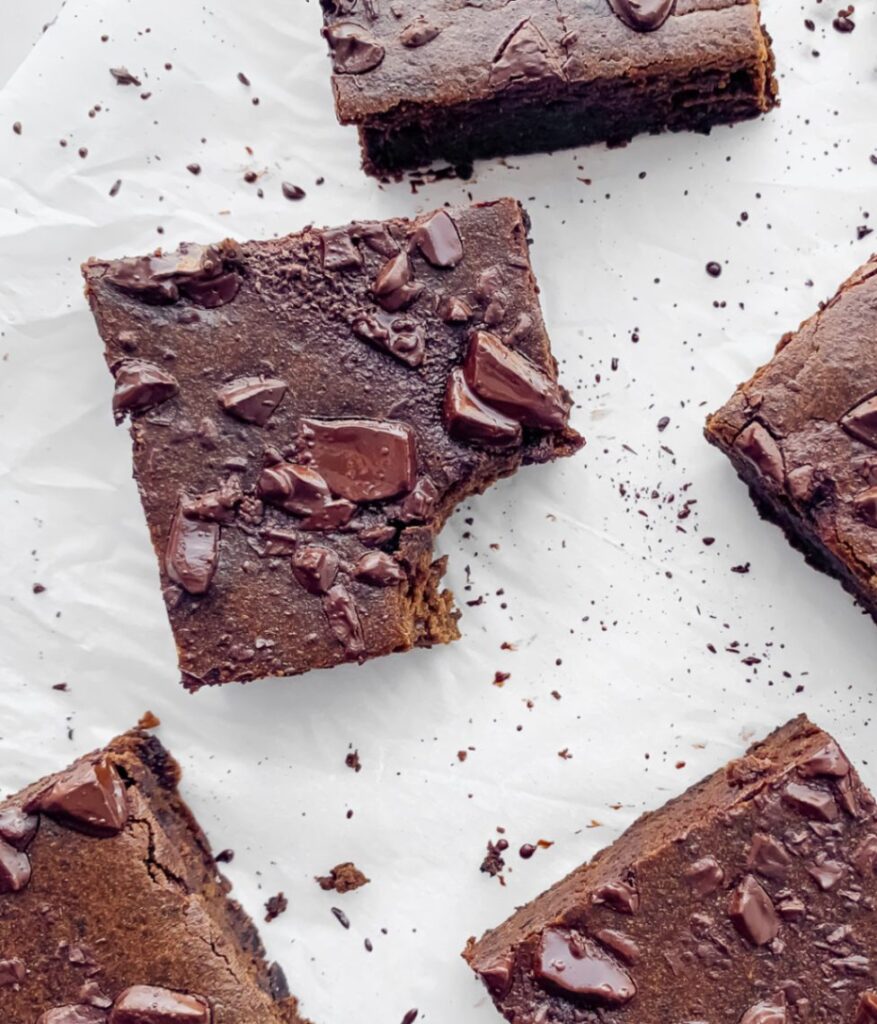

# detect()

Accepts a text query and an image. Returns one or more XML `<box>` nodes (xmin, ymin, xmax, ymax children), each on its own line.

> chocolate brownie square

<box><xmin>320</xmin><ymin>0</ymin><xmax>777</xmax><ymax>177</ymax></box>
<box><xmin>83</xmin><ymin>199</ymin><xmax>582</xmax><ymax>688</ymax></box>
<box><xmin>0</xmin><ymin>727</ymin><xmax>309</xmax><ymax>1023</ymax></box>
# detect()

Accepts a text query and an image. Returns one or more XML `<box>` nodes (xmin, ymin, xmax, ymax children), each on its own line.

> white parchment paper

<box><xmin>1</xmin><ymin>2</ymin><xmax>876</xmax><ymax>1021</ymax></box>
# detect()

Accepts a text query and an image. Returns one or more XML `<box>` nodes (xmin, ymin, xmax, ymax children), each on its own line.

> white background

<box><xmin>0</xmin><ymin>2</ymin><xmax>875</xmax><ymax>1021</ymax></box>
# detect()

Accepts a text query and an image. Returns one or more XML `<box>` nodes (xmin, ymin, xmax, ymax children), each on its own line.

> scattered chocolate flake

<box><xmin>558</xmin><ymin>748</ymin><xmax>573</xmax><ymax>760</ymax></box>
<box><xmin>345</xmin><ymin>749</ymin><xmax>362</xmax><ymax>773</ymax></box>
<box><xmin>109</xmin><ymin>179</ymin><xmax>122</xmax><ymax>197</ymax></box>
<box><xmin>316</xmin><ymin>862</ymin><xmax>370</xmax><ymax>893</ymax></box>
<box><xmin>215</xmin><ymin>848</ymin><xmax>235</xmax><ymax>864</ymax></box>
<box><xmin>110</xmin><ymin>66</ymin><xmax>141</xmax><ymax>86</ymax></box>
<box><xmin>264</xmin><ymin>892</ymin><xmax>288</xmax><ymax>922</ymax></box>
<box><xmin>187</xmin><ymin>163</ymin><xmax>202</xmax><ymax>176</ymax></box>
<box><xmin>52</xmin><ymin>682</ymin><xmax>69</xmax><ymax>692</ymax></box>
<box><xmin>282</xmin><ymin>182</ymin><xmax>306</xmax><ymax>201</ymax></box>
<box><xmin>237</xmin><ymin>72</ymin><xmax>251</xmax><ymax>86</ymax></box>
<box><xmin>706</xmin><ymin>261</ymin><xmax>722</xmax><ymax>278</ymax></box>
<box><xmin>493</xmin><ymin>671</ymin><xmax>510</xmax><ymax>687</ymax></box>
<box><xmin>481</xmin><ymin>838</ymin><xmax>508</xmax><ymax>877</ymax></box>
<box><xmin>32</xmin><ymin>582</ymin><xmax>45</xmax><ymax>594</ymax></box>
<box><xmin>12</xmin><ymin>122</ymin><xmax>22</xmax><ymax>135</ymax></box>
<box><xmin>137</xmin><ymin>710</ymin><xmax>160</xmax><ymax>730</ymax></box>
<box><xmin>833</xmin><ymin>6</ymin><xmax>855</xmax><ymax>31</ymax></box>
<box><xmin>657</xmin><ymin>416</ymin><xmax>670</xmax><ymax>432</ymax></box>
<box><xmin>401</xmin><ymin>1012</ymin><xmax>419</xmax><ymax>1024</ymax></box>
<box><xmin>731</xmin><ymin>562</ymin><xmax>752</xmax><ymax>574</ymax></box>
<box><xmin>331</xmin><ymin>906</ymin><xmax>351</xmax><ymax>929</ymax></box>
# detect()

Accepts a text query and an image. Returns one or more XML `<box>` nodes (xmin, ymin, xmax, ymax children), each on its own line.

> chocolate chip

<box><xmin>281</xmin><ymin>182</ymin><xmax>306</xmax><ymax>201</ymax></box>
<box><xmin>324</xmin><ymin>22</ymin><xmax>385</xmax><ymax>74</ymax></box>
<box><xmin>331</xmin><ymin>905</ymin><xmax>351</xmax><ymax>928</ymax></box>
<box><xmin>301</xmin><ymin>418</ymin><xmax>417</xmax><ymax>502</ymax></box>
<box><xmin>110</xmin><ymin>67</ymin><xmax>141</xmax><ymax>86</ymax></box>
<box><xmin>413</xmin><ymin>210</ymin><xmax>463</xmax><ymax>268</ymax></box>
<box><xmin>739</xmin><ymin>992</ymin><xmax>789</xmax><ymax>1024</ymax></box>
<box><xmin>400</xmin><ymin>18</ymin><xmax>442</xmax><ymax>48</ymax></box>
<box><xmin>29</xmin><ymin>756</ymin><xmax>128</xmax><ymax>837</ymax></box>
<box><xmin>373</xmin><ymin>252</ymin><xmax>422</xmax><ymax>312</ymax></box>
<box><xmin>747</xmin><ymin>834</ymin><xmax>791</xmax><ymax>881</ymax></box>
<box><xmin>217</xmin><ymin>377</ymin><xmax>287</xmax><ymax>426</ymax></box>
<box><xmin>535</xmin><ymin>928</ymin><xmax>636</xmax><ymax>1006</ymax></box>
<box><xmin>0</xmin><ymin>805</ymin><xmax>39</xmax><ymax>849</ymax></box>
<box><xmin>443</xmin><ymin>368</ymin><xmax>522</xmax><ymax>448</ymax></box>
<box><xmin>684</xmin><ymin>856</ymin><xmax>725</xmax><ymax>896</ymax></box>
<box><xmin>108</xmin><ymin>985</ymin><xmax>211</xmax><ymax>1023</ymax></box>
<box><xmin>112</xmin><ymin>361</ymin><xmax>178</xmax><ymax>422</ymax></box>
<box><xmin>259</xmin><ymin>463</ymin><xmax>334</xmax><ymax>517</ymax></box>
<box><xmin>489</xmin><ymin>20</ymin><xmax>563</xmax><ymax>88</ymax></box>
<box><xmin>464</xmin><ymin>330</ymin><xmax>569</xmax><ymax>431</ymax></box>
<box><xmin>165</xmin><ymin>508</ymin><xmax>220</xmax><ymax>595</ymax></box>
<box><xmin>323</xmin><ymin>585</ymin><xmax>365</xmax><ymax>655</ymax></box>
<box><xmin>735</xmin><ymin>421</ymin><xmax>785</xmax><ymax>487</ymax></box>
<box><xmin>38</xmin><ymin>1008</ymin><xmax>108</xmax><ymax>1024</ymax></box>
<box><xmin>782</xmin><ymin>781</ymin><xmax>839</xmax><ymax>822</ymax></box>
<box><xmin>186</xmin><ymin>163</ymin><xmax>201</xmax><ymax>175</ymax></box>
<box><xmin>592</xmin><ymin>879</ymin><xmax>640</xmax><ymax>914</ymax></box>
<box><xmin>841</xmin><ymin>395</ymin><xmax>877</xmax><ymax>447</ymax></box>
<box><xmin>354</xmin><ymin>551</ymin><xmax>404</xmax><ymax>586</ymax></box>
<box><xmin>0</xmin><ymin>838</ymin><xmax>31</xmax><ymax>893</ymax></box>
<box><xmin>292</xmin><ymin>546</ymin><xmax>339</xmax><ymax>595</ymax></box>
<box><xmin>0</xmin><ymin>957</ymin><xmax>25</xmax><ymax>986</ymax></box>
<box><xmin>728</xmin><ymin>875</ymin><xmax>779</xmax><ymax>946</ymax></box>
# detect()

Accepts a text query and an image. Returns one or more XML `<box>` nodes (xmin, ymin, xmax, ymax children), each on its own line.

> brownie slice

<box><xmin>0</xmin><ymin>727</ymin><xmax>309</xmax><ymax>1023</ymax></box>
<box><xmin>83</xmin><ymin>199</ymin><xmax>582</xmax><ymax>688</ymax></box>
<box><xmin>706</xmin><ymin>256</ymin><xmax>877</xmax><ymax>624</ymax></box>
<box><xmin>320</xmin><ymin>0</ymin><xmax>778</xmax><ymax>177</ymax></box>
<box><xmin>464</xmin><ymin>715</ymin><xmax>877</xmax><ymax>1023</ymax></box>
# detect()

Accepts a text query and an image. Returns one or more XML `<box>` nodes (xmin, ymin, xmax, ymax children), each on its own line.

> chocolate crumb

<box><xmin>706</xmin><ymin>261</ymin><xmax>722</xmax><ymax>278</ymax></box>
<box><xmin>331</xmin><ymin>906</ymin><xmax>351</xmax><ymax>929</ymax></box>
<box><xmin>32</xmin><ymin>583</ymin><xmax>45</xmax><ymax>594</ymax></box>
<box><xmin>237</xmin><ymin>72</ymin><xmax>251</xmax><ymax>86</ymax></box>
<box><xmin>12</xmin><ymin>122</ymin><xmax>22</xmax><ymax>135</ymax></box>
<box><xmin>316</xmin><ymin>862</ymin><xmax>370</xmax><ymax>893</ymax></box>
<box><xmin>345</xmin><ymin>749</ymin><xmax>362</xmax><ymax>773</ymax></box>
<box><xmin>215</xmin><ymin>849</ymin><xmax>235</xmax><ymax>864</ymax></box>
<box><xmin>264</xmin><ymin>892</ymin><xmax>288</xmax><ymax>922</ymax></box>
<box><xmin>480</xmin><ymin>838</ymin><xmax>508</xmax><ymax>877</ymax></box>
<box><xmin>110</xmin><ymin>67</ymin><xmax>141</xmax><ymax>86</ymax></box>
<box><xmin>282</xmin><ymin>182</ymin><xmax>306</xmax><ymax>201</ymax></box>
<box><xmin>137</xmin><ymin>710</ymin><xmax>160</xmax><ymax>730</ymax></box>
<box><xmin>52</xmin><ymin>682</ymin><xmax>69</xmax><ymax>692</ymax></box>
<box><xmin>187</xmin><ymin>163</ymin><xmax>202</xmax><ymax>176</ymax></box>
<box><xmin>401</xmin><ymin>1012</ymin><xmax>418</xmax><ymax>1024</ymax></box>
<box><xmin>109</xmin><ymin>179</ymin><xmax>122</xmax><ymax>197</ymax></box>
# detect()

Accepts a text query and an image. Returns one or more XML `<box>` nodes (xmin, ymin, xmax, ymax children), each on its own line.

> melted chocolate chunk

<box><xmin>0</xmin><ymin>806</ymin><xmax>38</xmax><ymax>850</ymax></box>
<box><xmin>292</xmin><ymin>546</ymin><xmax>339</xmax><ymax>595</ymax></box>
<box><xmin>747</xmin><ymin>834</ymin><xmax>791</xmax><ymax>881</ymax></box>
<box><xmin>166</xmin><ymin>509</ymin><xmax>220</xmax><ymax>595</ymax></box>
<box><xmin>400</xmin><ymin>18</ymin><xmax>442</xmax><ymax>48</ymax></box>
<box><xmin>29</xmin><ymin>756</ymin><xmax>128</xmax><ymax>837</ymax></box>
<box><xmin>352</xmin><ymin>312</ymin><xmax>425</xmax><ymax>368</ymax></box>
<box><xmin>536</xmin><ymin>928</ymin><xmax>636</xmax><ymax>1006</ymax></box>
<box><xmin>413</xmin><ymin>211</ymin><xmax>463</xmax><ymax>269</ymax></box>
<box><xmin>112</xmin><ymin>361</ymin><xmax>179</xmax><ymax>422</ymax></box>
<box><xmin>301</xmin><ymin>418</ymin><xmax>417</xmax><ymax>502</ymax></box>
<box><xmin>464</xmin><ymin>330</ymin><xmax>568</xmax><ymax>431</ymax></box>
<box><xmin>735</xmin><ymin>422</ymin><xmax>785</xmax><ymax>487</ymax></box>
<box><xmin>841</xmin><ymin>396</ymin><xmax>877</xmax><ymax>448</ymax></box>
<box><xmin>373</xmin><ymin>252</ymin><xmax>422</xmax><ymax>312</ymax></box>
<box><xmin>354</xmin><ymin>551</ymin><xmax>404</xmax><ymax>586</ymax></box>
<box><xmin>444</xmin><ymin>368</ymin><xmax>522</xmax><ymax>448</ymax></box>
<box><xmin>854</xmin><ymin>834</ymin><xmax>877</xmax><ymax>876</ymax></box>
<box><xmin>217</xmin><ymin>377</ymin><xmax>286</xmax><ymax>426</ymax></box>
<box><xmin>324</xmin><ymin>22</ymin><xmax>385</xmax><ymax>74</ymax></box>
<box><xmin>259</xmin><ymin>464</ymin><xmax>333</xmax><ymax>516</ymax></box>
<box><xmin>608</xmin><ymin>0</ymin><xmax>676</xmax><ymax>32</ymax></box>
<box><xmin>728</xmin><ymin>875</ymin><xmax>779</xmax><ymax>946</ymax></box>
<box><xmin>739</xmin><ymin>993</ymin><xmax>789</xmax><ymax>1024</ymax></box>
<box><xmin>592</xmin><ymin>879</ymin><xmax>640</xmax><ymax>914</ymax></box>
<box><xmin>594</xmin><ymin>929</ymin><xmax>640</xmax><ymax>965</ymax></box>
<box><xmin>0</xmin><ymin>838</ymin><xmax>31</xmax><ymax>894</ymax></box>
<box><xmin>103</xmin><ymin>244</ymin><xmax>231</xmax><ymax>306</ymax></box>
<box><xmin>322</xmin><ymin>585</ymin><xmax>365</xmax><ymax>655</ymax></box>
<box><xmin>180</xmin><ymin>272</ymin><xmax>241</xmax><ymax>309</ymax></box>
<box><xmin>489</xmin><ymin>20</ymin><xmax>563</xmax><ymax>89</ymax></box>
<box><xmin>478</xmin><ymin>953</ymin><xmax>515</xmax><ymax>998</ymax></box>
<box><xmin>38</xmin><ymin>1008</ymin><xmax>108</xmax><ymax>1024</ymax></box>
<box><xmin>0</xmin><ymin>957</ymin><xmax>25</xmax><ymax>986</ymax></box>
<box><xmin>684</xmin><ymin>856</ymin><xmax>725</xmax><ymax>896</ymax></box>
<box><xmin>782</xmin><ymin>781</ymin><xmax>839</xmax><ymax>822</ymax></box>
<box><xmin>807</xmin><ymin>855</ymin><xmax>845</xmax><ymax>891</ymax></box>
<box><xmin>109</xmin><ymin>985</ymin><xmax>211</xmax><ymax>1023</ymax></box>
<box><xmin>320</xmin><ymin>228</ymin><xmax>362</xmax><ymax>271</ymax></box>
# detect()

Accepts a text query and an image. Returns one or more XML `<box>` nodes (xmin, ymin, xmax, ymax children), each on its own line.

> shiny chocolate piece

<box><xmin>746</xmin><ymin>834</ymin><xmax>791</xmax><ymax>881</ymax></box>
<box><xmin>437</xmin><ymin>295</ymin><xmax>472</xmax><ymax>323</ymax></box>
<box><xmin>0</xmin><ymin>957</ymin><xmax>25</xmax><ymax>986</ymax></box>
<box><xmin>535</xmin><ymin>928</ymin><xmax>636</xmax><ymax>1006</ymax></box>
<box><xmin>112</xmin><ymin>361</ymin><xmax>179</xmax><ymax>422</ymax></box>
<box><xmin>324</xmin><ymin>22</ymin><xmax>385</xmax><ymax>74</ymax></box>
<box><xmin>352</xmin><ymin>312</ymin><xmax>425</xmax><ymax>368</ymax></box>
<box><xmin>0</xmin><ymin>806</ymin><xmax>38</xmax><ymax>850</ymax></box>
<box><xmin>798</xmin><ymin>740</ymin><xmax>850</xmax><ymax>778</ymax></box>
<box><xmin>592</xmin><ymin>879</ymin><xmax>639</xmax><ymax>914</ymax></box>
<box><xmin>734</xmin><ymin>422</ymin><xmax>785</xmax><ymax>487</ymax></box>
<box><xmin>372</xmin><ymin>252</ymin><xmax>422</xmax><ymax>312</ymax></box>
<box><xmin>399</xmin><ymin>477</ymin><xmax>439</xmax><ymax>523</ymax></box>
<box><xmin>320</xmin><ymin>227</ymin><xmax>363</xmax><ymax>271</ymax></box>
<box><xmin>608</xmin><ymin>0</ymin><xmax>676</xmax><ymax>32</ymax></box>
<box><xmin>413</xmin><ymin>211</ymin><xmax>463</xmax><ymax>269</ymax></box>
<box><xmin>854</xmin><ymin>487</ymin><xmax>877</xmax><ymax>527</ymax></box>
<box><xmin>464</xmin><ymin>330</ymin><xmax>568</xmax><ymax>431</ymax></box>
<box><xmin>102</xmin><ymin>245</ymin><xmax>230</xmax><ymax>306</ymax></box>
<box><xmin>739</xmin><ymin>993</ymin><xmax>788</xmax><ymax>1024</ymax></box>
<box><xmin>728</xmin><ymin>875</ymin><xmax>779</xmax><ymax>946</ymax></box>
<box><xmin>0</xmin><ymin>838</ymin><xmax>31</xmax><ymax>893</ymax></box>
<box><xmin>353</xmin><ymin>551</ymin><xmax>404</xmax><ymax>587</ymax></box>
<box><xmin>301</xmin><ymin>418</ymin><xmax>417</xmax><ymax>502</ymax></box>
<box><xmin>180</xmin><ymin>272</ymin><xmax>240</xmax><ymax>309</ymax></box>
<box><xmin>166</xmin><ymin>509</ymin><xmax>220</xmax><ymax>595</ymax></box>
<box><xmin>477</xmin><ymin>953</ymin><xmax>515</xmax><ymax>998</ymax></box>
<box><xmin>856</xmin><ymin>992</ymin><xmax>877</xmax><ymax>1024</ymax></box>
<box><xmin>444</xmin><ymin>368</ymin><xmax>522</xmax><ymax>448</ymax></box>
<box><xmin>488</xmin><ymin>20</ymin><xmax>564</xmax><ymax>90</ymax></box>
<box><xmin>217</xmin><ymin>377</ymin><xmax>287</xmax><ymax>426</ymax></box>
<box><xmin>30</xmin><ymin>756</ymin><xmax>128</xmax><ymax>837</ymax></box>
<box><xmin>109</xmin><ymin>985</ymin><xmax>211</xmax><ymax>1023</ymax></box>
<box><xmin>322</xmin><ymin>585</ymin><xmax>365</xmax><ymax>655</ymax></box>
<box><xmin>38</xmin><ymin>1008</ymin><xmax>108</xmax><ymax>1024</ymax></box>
<box><xmin>842</xmin><ymin>396</ymin><xmax>877</xmax><ymax>448</ymax></box>
<box><xmin>782</xmin><ymin>781</ymin><xmax>839</xmax><ymax>821</ymax></box>
<box><xmin>684</xmin><ymin>856</ymin><xmax>724</xmax><ymax>896</ymax></box>
<box><xmin>258</xmin><ymin>463</ymin><xmax>333</xmax><ymax>517</ymax></box>
<box><xmin>292</xmin><ymin>545</ymin><xmax>339</xmax><ymax>595</ymax></box>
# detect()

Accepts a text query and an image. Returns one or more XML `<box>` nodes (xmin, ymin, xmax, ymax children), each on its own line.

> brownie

<box><xmin>319</xmin><ymin>0</ymin><xmax>778</xmax><ymax>177</ymax></box>
<box><xmin>464</xmin><ymin>715</ymin><xmax>877</xmax><ymax>1022</ymax></box>
<box><xmin>82</xmin><ymin>199</ymin><xmax>582</xmax><ymax>688</ymax></box>
<box><xmin>0</xmin><ymin>727</ymin><xmax>310</xmax><ymax>1023</ymax></box>
<box><xmin>706</xmin><ymin>256</ymin><xmax>877</xmax><ymax>624</ymax></box>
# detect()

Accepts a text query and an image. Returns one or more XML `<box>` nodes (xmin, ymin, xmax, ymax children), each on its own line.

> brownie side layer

<box><xmin>464</xmin><ymin>715</ymin><xmax>877</xmax><ymax>1023</ymax></box>
<box><xmin>0</xmin><ymin>728</ymin><xmax>309</xmax><ymax>1023</ymax></box>
<box><xmin>705</xmin><ymin>256</ymin><xmax>877</xmax><ymax>624</ymax></box>
<box><xmin>321</xmin><ymin>0</ymin><xmax>777</xmax><ymax>176</ymax></box>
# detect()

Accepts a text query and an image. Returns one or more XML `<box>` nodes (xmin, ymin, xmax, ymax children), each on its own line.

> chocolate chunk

<box><xmin>108</xmin><ymin>984</ymin><xmax>211</xmax><ymax>1022</ymax></box>
<box><xmin>292</xmin><ymin>546</ymin><xmax>339</xmax><ymax>595</ymax></box>
<box><xmin>799</xmin><ymin>740</ymin><xmax>850</xmax><ymax>778</ymax></box>
<box><xmin>399</xmin><ymin>477</ymin><xmax>439</xmax><ymax>522</ymax></box>
<box><xmin>489</xmin><ymin>20</ymin><xmax>564</xmax><ymax>89</ymax></box>
<box><xmin>112</xmin><ymin>361</ymin><xmax>179</xmax><ymax>422</ymax></box>
<box><xmin>259</xmin><ymin>463</ymin><xmax>333</xmax><ymax>516</ymax></box>
<box><xmin>684</xmin><ymin>856</ymin><xmax>725</xmax><ymax>896</ymax></box>
<box><xmin>166</xmin><ymin>509</ymin><xmax>220</xmax><ymax>595</ymax></box>
<box><xmin>739</xmin><ymin>992</ymin><xmax>789</xmax><ymax>1024</ymax></box>
<box><xmin>0</xmin><ymin>957</ymin><xmax>25</xmax><ymax>986</ymax></box>
<box><xmin>322</xmin><ymin>585</ymin><xmax>365</xmax><ymax>655</ymax></box>
<box><xmin>38</xmin><ymin>1008</ymin><xmax>108</xmax><ymax>1024</ymax></box>
<box><xmin>853</xmin><ymin>834</ymin><xmax>877</xmax><ymax>876</ymax></box>
<box><xmin>179</xmin><ymin>271</ymin><xmax>240</xmax><ymax>309</ymax></box>
<box><xmin>324</xmin><ymin>22</ymin><xmax>385</xmax><ymax>74</ymax></box>
<box><xmin>437</xmin><ymin>295</ymin><xmax>473</xmax><ymax>323</ymax></box>
<box><xmin>608</xmin><ymin>0</ymin><xmax>676</xmax><ymax>32</ymax></box>
<box><xmin>807</xmin><ymin>855</ymin><xmax>845</xmax><ymax>891</ymax></box>
<box><xmin>782</xmin><ymin>781</ymin><xmax>839</xmax><ymax>822</ymax></box>
<box><xmin>352</xmin><ymin>312</ymin><xmax>425</xmax><ymax>368</ymax></box>
<box><xmin>103</xmin><ymin>245</ymin><xmax>226</xmax><ymax>305</ymax></box>
<box><xmin>301</xmin><ymin>499</ymin><xmax>358</xmax><ymax>532</ymax></box>
<box><xmin>354</xmin><ymin>551</ymin><xmax>404</xmax><ymax>586</ymax></box>
<box><xmin>359</xmin><ymin>223</ymin><xmax>399</xmax><ymax>258</ymax></box>
<box><xmin>747</xmin><ymin>834</ymin><xmax>791</xmax><ymax>881</ymax></box>
<box><xmin>477</xmin><ymin>953</ymin><xmax>515</xmax><ymax>998</ymax></box>
<box><xmin>735</xmin><ymin>422</ymin><xmax>785</xmax><ymax>487</ymax></box>
<box><xmin>181</xmin><ymin>478</ymin><xmax>242</xmax><ymax>524</ymax></box>
<box><xmin>463</xmin><ymin>330</ymin><xmax>568</xmax><ymax>431</ymax></box>
<box><xmin>320</xmin><ymin>228</ymin><xmax>362</xmax><ymax>271</ymax></box>
<box><xmin>0</xmin><ymin>838</ymin><xmax>31</xmax><ymax>893</ymax></box>
<box><xmin>400</xmin><ymin>18</ymin><xmax>442</xmax><ymax>48</ymax></box>
<box><xmin>535</xmin><ymin>928</ymin><xmax>636</xmax><ymax>1006</ymax></box>
<box><xmin>29</xmin><ymin>756</ymin><xmax>128</xmax><ymax>837</ymax></box>
<box><xmin>594</xmin><ymin>929</ymin><xmax>640</xmax><ymax>965</ymax></box>
<box><xmin>855</xmin><ymin>992</ymin><xmax>877</xmax><ymax>1024</ymax></box>
<box><xmin>592</xmin><ymin>879</ymin><xmax>640</xmax><ymax>914</ymax></box>
<box><xmin>0</xmin><ymin>806</ymin><xmax>38</xmax><ymax>849</ymax></box>
<box><xmin>217</xmin><ymin>377</ymin><xmax>286</xmax><ymax>426</ymax></box>
<box><xmin>413</xmin><ymin>211</ymin><xmax>463</xmax><ymax>269</ymax></box>
<box><xmin>728</xmin><ymin>875</ymin><xmax>779</xmax><ymax>946</ymax></box>
<box><xmin>841</xmin><ymin>396</ymin><xmax>877</xmax><ymax>447</ymax></box>
<box><xmin>373</xmin><ymin>252</ymin><xmax>422</xmax><ymax>312</ymax></box>
<box><xmin>444</xmin><ymin>368</ymin><xmax>522</xmax><ymax>448</ymax></box>
<box><xmin>854</xmin><ymin>487</ymin><xmax>877</xmax><ymax>527</ymax></box>
<box><xmin>300</xmin><ymin>418</ymin><xmax>417</xmax><ymax>502</ymax></box>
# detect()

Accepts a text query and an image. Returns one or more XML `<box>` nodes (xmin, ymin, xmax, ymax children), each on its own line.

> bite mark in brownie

<box><xmin>706</xmin><ymin>256</ymin><xmax>877</xmax><ymax>624</ymax></box>
<box><xmin>464</xmin><ymin>716</ymin><xmax>877</xmax><ymax>1023</ymax></box>
<box><xmin>319</xmin><ymin>0</ymin><xmax>778</xmax><ymax>177</ymax></box>
<box><xmin>83</xmin><ymin>199</ymin><xmax>582</xmax><ymax>688</ymax></box>
<box><xmin>0</xmin><ymin>728</ymin><xmax>310</xmax><ymax>1023</ymax></box>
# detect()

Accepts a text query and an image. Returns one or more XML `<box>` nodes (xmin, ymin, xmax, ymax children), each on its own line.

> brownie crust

<box><xmin>0</xmin><ymin>728</ymin><xmax>309</xmax><ymax>1023</ymax></box>
<box><xmin>706</xmin><ymin>256</ymin><xmax>877</xmax><ymax>624</ymax></box>
<box><xmin>320</xmin><ymin>0</ymin><xmax>778</xmax><ymax>176</ymax></box>
<box><xmin>464</xmin><ymin>715</ymin><xmax>877</xmax><ymax>1022</ymax></box>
